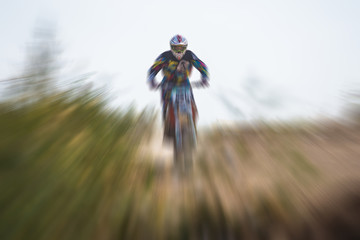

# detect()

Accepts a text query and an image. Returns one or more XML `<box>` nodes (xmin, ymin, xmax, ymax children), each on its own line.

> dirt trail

<box><xmin>138</xmin><ymin>126</ymin><xmax>174</xmax><ymax>166</ymax></box>
<box><xmin>139</xmin><ymin>121</ymin><xmax>360</xmax><ymax>239</ymax></box>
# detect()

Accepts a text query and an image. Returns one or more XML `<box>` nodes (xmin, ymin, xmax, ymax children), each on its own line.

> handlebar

<box><xmin>151</xmin><ymin>80</ymin><xmax>209</xmax><ymax>90</ymax></box>
<box><xmin>191</xmin><ymin>80</ymin><xmax>207</xmax><ymax>88</ymax></box>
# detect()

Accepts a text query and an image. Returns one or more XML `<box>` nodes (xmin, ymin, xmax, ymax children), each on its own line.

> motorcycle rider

<box><xmin>147</xmin><ymin>34</ymin><xmax>209</xmax><ymax>139</ymax></box>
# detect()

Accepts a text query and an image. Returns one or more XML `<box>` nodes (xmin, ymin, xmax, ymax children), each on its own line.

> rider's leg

<box><xmin>164</xmin><ymin>102</ymin><xmax>175</xmax><ymax>138</ymax></box>
<box><xmin>191</xmin><ymin>100</ymin><xmax>198</xmax><ymax>135</ymax></box>
<box><xmin>162</xmin><ymin>103</ymin><xmax>166</xmax><ymax>122</ymax></box>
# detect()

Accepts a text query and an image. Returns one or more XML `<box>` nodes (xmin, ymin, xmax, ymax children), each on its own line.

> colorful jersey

<box><xmin>147</xmin><ymin>50</ymin><xmax>209</xmax><ymax>90</ymax></box>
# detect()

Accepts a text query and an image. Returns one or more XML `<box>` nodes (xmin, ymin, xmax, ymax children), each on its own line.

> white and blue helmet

<box><xmin>170</xmin><ymin>34</ymin><xmax>188</xmax><ymax>60</ymax></box>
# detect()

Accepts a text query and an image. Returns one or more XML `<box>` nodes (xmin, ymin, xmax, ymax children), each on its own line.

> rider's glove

<box><xmin>200</xmin><ymin>78</ymin><xmax>209</xmax><ymax>87</ymax></box>
<box><xmin>149</xmin><ymin>80</ymin><xmax>158</xmax><ymax>90</ymax></box>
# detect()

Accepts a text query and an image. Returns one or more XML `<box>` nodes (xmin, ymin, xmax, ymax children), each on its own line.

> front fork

<box><xmin>172</xmin><ymin>89</ymin><xmax>197</xmax><ymax>151</ymax></box>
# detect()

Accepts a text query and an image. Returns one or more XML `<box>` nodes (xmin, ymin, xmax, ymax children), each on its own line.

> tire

<box><xmin>173</xmin><ymin>115</ymin><xmax>196</xmax><ymax>174</ymax></box>
<box><xmin>182</xmin><ymin>125</ymin><xmax>194</xmax><ymax>171</ymax></box>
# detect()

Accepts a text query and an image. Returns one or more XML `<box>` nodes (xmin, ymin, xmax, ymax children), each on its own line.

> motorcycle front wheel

<box><xmin>173</xmin><ymin>116</ymin><xmax>195</xmax><ymax>174</ymax></box>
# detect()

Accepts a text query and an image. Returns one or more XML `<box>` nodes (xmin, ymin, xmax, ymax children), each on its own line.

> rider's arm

<box><xmin>147</xmin><ymin>53</ymin><xmax>167</xmax><ymax>88</ymax></box>
<box><xmin>189</xmin><ymin>51</ymin><xmax>209</xmax><ymax>85</ymax></box>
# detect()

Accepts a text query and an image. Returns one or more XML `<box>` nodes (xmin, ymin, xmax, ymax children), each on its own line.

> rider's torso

<box><xmin>160</xmin><ymin>51</ymin><xmax>194</xmax><ymax>87</ymax></box>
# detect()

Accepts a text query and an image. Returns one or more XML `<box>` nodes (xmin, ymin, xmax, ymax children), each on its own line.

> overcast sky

<box><xmin>1</xmin><ymin>0</ymin><xmax>360</xmax><ymax>125</ymax></box>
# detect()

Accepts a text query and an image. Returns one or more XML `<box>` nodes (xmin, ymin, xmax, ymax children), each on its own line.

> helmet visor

<box><xmin>171</xmin><ymin>45</ymin><xmax>187</xmax><ymax>53</ymax></box>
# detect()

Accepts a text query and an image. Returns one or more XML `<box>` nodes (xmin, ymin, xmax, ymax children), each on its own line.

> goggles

<box><xmin>171</xmin><ymin>45</ymin><xmax>187</xmax><ymax>53</ymax></box>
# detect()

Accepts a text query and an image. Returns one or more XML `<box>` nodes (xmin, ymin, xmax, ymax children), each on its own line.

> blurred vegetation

<box><xmin>0</xmin><ymin>90</ymin><xmax>156</xmax><ymax>240</ymax></box>
<box><xmin>0</xmin><ymin>25</ymin><xmax>155</xmax><ymax>240</ymax></box>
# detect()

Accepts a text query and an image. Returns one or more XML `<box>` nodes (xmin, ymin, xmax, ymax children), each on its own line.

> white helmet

<box><xmin>170</xmin><ymin>34</ymin><xmax>188</xmax><ymax>60</ymax></box>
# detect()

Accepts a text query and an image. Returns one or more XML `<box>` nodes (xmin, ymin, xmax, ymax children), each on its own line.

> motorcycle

<box><xmin>158</xmin><ymin>81</ymin><xmax>204</xmax><ymax>173</ymax></box>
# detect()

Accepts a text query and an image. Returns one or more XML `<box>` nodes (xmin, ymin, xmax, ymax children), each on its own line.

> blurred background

<box><xmin>0</xmin><ymin>0</ymin><xmax>360</xmax><ymax>239</ymax></box>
